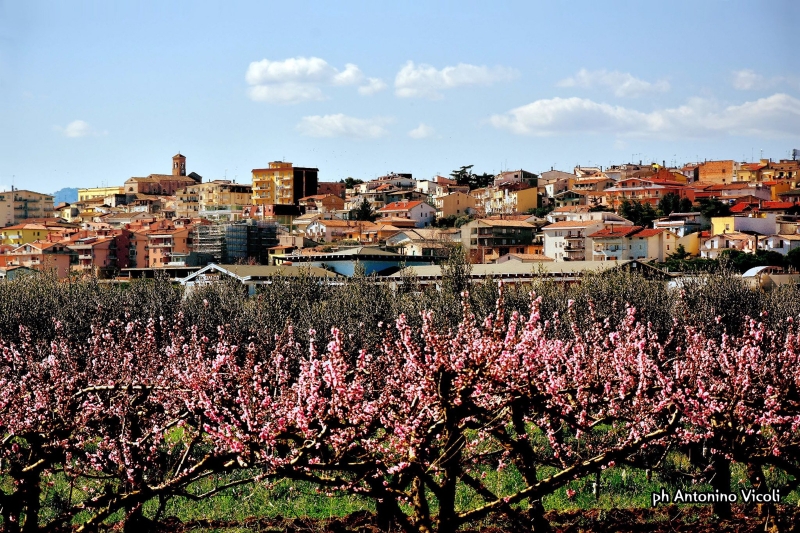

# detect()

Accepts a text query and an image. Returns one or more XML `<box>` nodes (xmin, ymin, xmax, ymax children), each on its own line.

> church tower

<box><xmin>172</xmin><ymin>153</ymin><xmax>186</xmax><ymax>176</ymax></box>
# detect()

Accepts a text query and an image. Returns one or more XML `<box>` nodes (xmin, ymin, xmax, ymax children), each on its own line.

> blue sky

<box><xmin>1</xmin><ymin>0</ymin><xmax>798</xmax><ymax>193</ymax></box>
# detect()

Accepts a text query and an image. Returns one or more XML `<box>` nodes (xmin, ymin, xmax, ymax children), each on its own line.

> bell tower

<box><xmin>172</xmin><ymin>153</ymin><xmax>186</xmax><ymax>176</ymax></box>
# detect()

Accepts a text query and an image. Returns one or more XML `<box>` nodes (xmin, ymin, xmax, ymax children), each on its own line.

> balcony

<box><xmin>149</xmin><ymin>242</ymin><xmax>174</xmax><ymax>248</ymax></box>
<box><xmin>565</xmin><ymin>233</ymin><xmax>584</xmax><ymax>240</ymax></box>
<box><xmin>78</xmin><ymin>253</ymin><xmax>93</xmax><ymax>260</ymax></box>
<box><xmin>564</xmin><ymin>243</ymin><xmax>584</xmax><ymax>250</ymax></box>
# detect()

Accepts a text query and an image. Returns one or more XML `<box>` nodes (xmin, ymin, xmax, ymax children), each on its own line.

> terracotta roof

<box><xmin>378</xmin><ymin>201</ymin><xmax>425</xmax><ymax>212</ymax></box>
<box><xmin>543</xmin><ymin>220</ymin><xmax>602</xmax><ymax>229</ymax></box>
<box><xmin>588</xmin><ymin>226</ymin><xmax>644</xmax><ymax>239</ymax></box>
<box><xmin>633</xmin><ymin>229</ymin><xmax>664</xmax><ymax>238</ymax></box>
<box><xmin>311</xmin><ymin>219</ymin><xmax>378</xmax><ymax>228</ymax></box>
<box><xmin>477</xmin><ymin>219</ymin><xmax>534</xmax><ymax>228</ymax></box>
<box><xmin>730</xmin><ymin>202</ymin><xmax>754</xmax><ymax>213</ymax></box>
<box><xmin>760</xmin><ymin>201</ymin><xmax>798</xmax><ymax>210</ymax></box>
<box><xmin>502</xmin><ymin>253</ymin><xmax>554</xmax><ymax>262</ymax></box>
<box><xmin>552</xmin><ymin>205</ymin><xmax>592</xmax><ymax>213</ymax></box>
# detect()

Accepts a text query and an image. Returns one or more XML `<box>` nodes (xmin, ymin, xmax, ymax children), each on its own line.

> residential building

<box><xmin>603</xmin><ymin>178</ymin><xmax>688</xmax><ymax>209</ymax></box>
<box><xmin>433</xmin><ymin>192</ymin><xmax>478</xmax><ymax>218</ymax></box>
<box><xmin>710</xmin><ymin>212</ymin><xmax>778</xmax><ymax>237</ymax></box>
<box><xmin>385</xmin><ymin>228</ymin><xmax>459</xmax><ymax>258</ymax></box>
<box><xmin>68</xmin><ymin>235</ymin><xmax>125</xmax><ymax>276</ymax></box>
<box><xmin>1</xmin><ymin>241</ymin><xmax>72</xmax><ymax>278</ymax></box>
<box><xmin>494</xmin><ymin>169</ymin><xmax>538</xmax><ymax>187</ymax></box>
<box><xmin>0</xmin><ymin>190</ymin><xmax>13</xmax><ymax>227</ymax></box>
<box><xmin>761</xmin><ymin>234</ymin><xmax>800</xmax><ymax>255</ymax></box>
<box><xmin>251</xmin><ymin>161</ymin><xmax>319</xmax><ymax>211</ymax></box>
<box><xmin>653</xmin><ymin>212</ymin><xmax>709</xmax><ymax>237</ymax></box>
<box><xmin>316</xmin><ymin>182</ymin><xmax>346</xmax><ymax>198</ymax></box>
<box><xmin>298</xmin><ymin>194</ymin><xmax>345</xmax><ymax>214</ymax></box>
<box><xmin>304</xmin><ymin>219</ymin><xmax>378</xmax><ymax>243</ymax></box>
<box><xmin>542</xmin><ymin>220</ymin><xmax>605</xmax><ymax>262</ymax></box>
<box><xmin>11</xmin><ymin>190</ymin><xmax>55</xmax><ymax>222</ymax></box>
<box><xmin>377</xmin><ymin>200</ymin><xmax>436</xmax><ymax>228</ymax></box>
<box><xmin>701</xmin><ymin>232</ymin><xmax>758</xmax><ymax>259</ymax></box>
<box><xmin>0</xmin><ymin>223</ymin><xmax>69</xmax><ymax>246</ymax></box>
<box><xmin>78</xmin><ymin>186</ymin><xmax>124</xmax><ymax>202</ymax></box>
<box><xmin>176</xmin><ymin>180</ymin><xmax>252</xmax><ymax>219</ymax></box>
<box><xmin>697</xmin><ymin>160</ymin><xmax>741</xmax><ymax>184</ymax></box>
<box><xmin>147</xmin><ymin>227</ymin><xmax>192</xmax><ymax>267</ymax></box>
<box><xmin>588</xmin><ymin>226</ymin><xmax>677</xmax><ymax>262</ymax></box>
<box><xmin>461</xmin><ymin>219</ymin><xmax>535</xmax><ymax>263</ymax></box>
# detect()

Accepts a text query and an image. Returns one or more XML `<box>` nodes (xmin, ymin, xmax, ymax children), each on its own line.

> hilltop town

<box><xmin>1</xmin><ymin>152</ymin><xmax>799</xmax><ymax>282</ymax></box>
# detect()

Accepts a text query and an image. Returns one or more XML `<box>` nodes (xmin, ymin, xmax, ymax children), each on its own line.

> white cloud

<box><xmin>245</xmin><ymin>56</ymin><xmax>385</xmax><ymax>103</ymax></box>
<box><xmin>408</xmin><ymin>123</ymin><xmax>434</xmax><ymax>139</ymax></box>
<box><xmin>731</xmin><ymin>69</ymin><xmax>800</xmax><ymax>92</ymax></box>
<box><xmin>557</xmin><ymin>69</ymin><xmax>670</xmax><ymax>97</ymax></box>
<box><xmin>296</xmin><ymin>114</ymin><xmax>392</xmax><ymax>139</ymax></box>
<box><xmin>55</xmin><ymin>120</ymin><xmax>101</xmax><ymax>138</ymax></box>
<box><xmin>394</xmin><ymin>61</ymin><xmax>518</xmax><ymax>99</ymax></box>
<box><xmin>732</xmin><ymin>69</ymin><xmax>766</xmax><ymax>90</ymax></box>
<box><xmin>248</xmin><ymin>83</ymin><xmax>325</xmax><ymax>104</ymax></box>
<box><xmin>358</xmin><ymin>77</ymin><xmax>388</xmax><ymax>96</ymax></box>
<box><xmin>489</xmin><ymin>93</ymin><xmax>800</xmax><ymax>139</ymax></box>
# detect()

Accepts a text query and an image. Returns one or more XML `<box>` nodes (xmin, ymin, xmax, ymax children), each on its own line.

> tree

<box><xmin>668</xmin><ymin>243</ymin><xmax>690</xmax><ymax>260</ymax></box>
<box><xmin>657</xmin><ymin>192</ymin><xmax>682</xmax><ymax>216</ymax></box>
<box><xmin>699</xmin><ymin>198</ymin><xmax>731</xmax><ymax>218</ymax></box>
<box><xmin>618</xmin><ymin>199</ymin><xmax>658</xmax><ymax>227</ymax></box>
<box><xmin>354</xmin><ymin>197</ymin><xmax>377</xmax><ymax>221</ymax></box>
<box><xmin>788</xmin><ymin>247</ymin><xmax>800</xmax><ymax>271</ymax></box>
<box><xmin>449</xmin><ymin>165</ymin><xmax>494</xmax><ymax>190</ymax></box>
<box><xmin>340</xmin><ymin>177</ymin><xmax>364</xmax><ymax>189</ymax></box>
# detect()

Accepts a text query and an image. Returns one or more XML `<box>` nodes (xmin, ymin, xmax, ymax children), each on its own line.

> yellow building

<box><xmin>252</xmin><ymin>162</ymin><xmax>292</xmax><ymax>208</ymax></box>
<box><xmin>711</xmin><ymin>216</ymin><xmax>735</xmax><ymax>236</ymax></box>
<box><xmin>176</xmin><ymin>180</ymin><xmax>253</xmax><ymax>218</ymax></box>
<box><xmin>251</xmin><ymin>162</ymin><xmax>318</xmax><ymax>210</ymax></box>
<box><xmin>78</xmin><ymin>186</ymin><xmax>123</xmax><ymax>202</ymax></box>
<box><xmin>434</xmin><ymin>192</ymin><xmax>478</xmax><ymax>218</ymax></box>
<box><xmin>1</xmin><ymin>223</ymin><xmax>65</xmax><ymax>246</ymax></box>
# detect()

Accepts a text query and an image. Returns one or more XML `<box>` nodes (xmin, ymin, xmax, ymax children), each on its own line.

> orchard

<box><xmin>0</xmin><ymin>270</ymin><xmax>799</xmax><ymax>532</ymax></box>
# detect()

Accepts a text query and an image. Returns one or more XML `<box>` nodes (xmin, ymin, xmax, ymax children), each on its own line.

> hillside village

<box><xmin>2</xmin><ymin>152</ymin><xmax>800</xmax><ymax>282</ymax></box>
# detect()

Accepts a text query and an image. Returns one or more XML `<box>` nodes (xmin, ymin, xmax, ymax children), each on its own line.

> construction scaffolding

<box><xmin>192</xmin><ymin>224</ymin><xmax>226</xmax><ymax>264</ymax></box>
<box><xmin>191</xmin><ymin>221</ymin><xmax>278</xmax><ymax>265</ymax></box>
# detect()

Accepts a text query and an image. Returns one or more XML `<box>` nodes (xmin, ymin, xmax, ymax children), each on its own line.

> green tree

<box><xmin>449</xmin><ymin>165</ymin><xmax>494</xmax><ymax>190</ymax></box>
<box><xmin>354</xmin><ymin>198</ymin><xmax>377</xmax><ymax>221</ymax></box>
<box><xmin>787</xmin><ymin>247</ymin><xmax>800</xmax><ymax>271</ymax></box>
<box><xmin>657</xmin><ymin>192</ymin><xmax>686</xmax><ymax>216</ymax></box>
<box><xmin>340</xmin><ymin>177</ymin><xmax>364</xmax><ymax>189</ymax></box>
<box><xmin>699</xmin><ymin>198</ymin><xmax>731</xmax><ymax>218</ymax></box>
<box><xmin>618</xmin><ymin>199</ymin><xmax>658</xmax><ymax>227</ymax></box>
<box><xmin>678</xmin><ymin>197</ymin><xmax>694</xmax><ymax>212</ymax></box>
<box><xmin>668</xmin><ymin>243</ymin><xmax>690</xmax><ymax>260</ymax></box>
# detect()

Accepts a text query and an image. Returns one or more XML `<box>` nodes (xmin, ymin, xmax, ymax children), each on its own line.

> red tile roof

<box><xmin>730</xmin><ymin>202</ymin><xmax>754</xmax><ymax>213</ymax></box>
<box><xmin>378</xmin><ymin>201</ymin><xmax>424</xmax><ymax>212</ymax></box>
<box><xmin>588</xmin><ymin>226</ymin><xmax>643</xmax><ymax>238</ymax></box>
<box><xmin>633</xmin><ymin>228</ymin><xmax>664</xmax><ymax>238</ymax></box>
<box><xmin>760</xmin><ymin>201</ymin><xmax>797</xmax><ymax>210</ymax></box>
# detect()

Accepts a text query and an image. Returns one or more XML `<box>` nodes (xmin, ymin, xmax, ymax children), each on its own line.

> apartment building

<box><xmin>251</xmin><ymin>162</ymin><xmax>318</xmax><ymax>210</ymax></box>
<box><xmin>10</xmin><ymin>190</ymin><xmax>55</xmax><ymax>222</ymax></box>
<box><xmin>460</xmin><ymin>219</ymin><xmax>535</xmax><ymax>263</ymax></box>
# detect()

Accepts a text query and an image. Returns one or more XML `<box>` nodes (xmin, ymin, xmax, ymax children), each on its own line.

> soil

<box><xmin>150</xmin><ymin>505</ymin><xmax>800</xmax><ymax>532</ymax></box>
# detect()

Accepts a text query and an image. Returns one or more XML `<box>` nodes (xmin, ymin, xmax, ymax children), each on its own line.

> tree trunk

<box><xmin>710</xmin><ymin>455</ymin><xmax>732</xmax><ymax>519</ymax></box>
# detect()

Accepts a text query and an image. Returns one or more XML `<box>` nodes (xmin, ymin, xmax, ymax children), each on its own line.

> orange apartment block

<box><xmin>146</xmin><ymin>226</ymin><xmax>192</xmax><ymax>267</ymax></box>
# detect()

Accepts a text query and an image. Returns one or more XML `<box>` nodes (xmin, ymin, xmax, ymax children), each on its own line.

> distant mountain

<box><xmin>52</xmin><ymin>187</ymin><xmax>78</xmax><ymax>205</ymax></box>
